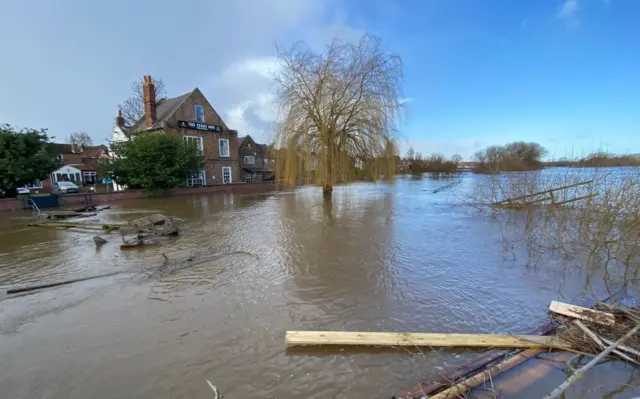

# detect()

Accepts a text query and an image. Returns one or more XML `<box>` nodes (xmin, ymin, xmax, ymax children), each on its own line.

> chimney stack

<box><xmin>143</xmin><ymin>75</ymin><xmax>157</xmax><ymax>128</ymax></box>
<box><xmin>116</xmin><ymin>108</ymin><xmax>126</xmax><ymax>128</ymax></box>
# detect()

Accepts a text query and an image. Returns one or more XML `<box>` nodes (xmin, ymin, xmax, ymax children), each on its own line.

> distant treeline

<box><xmin>473</xmin><ymin>142</ymin><xmax>546</xmax><ymax>173</ymax></box>
<box><xmin>397</xmin><ymin>141</ymin><xmax>640</xmax><ymax>175</ymax></box>
<box><xmin>545</xmin><ymin>152</ymin><xmax>640</xmax><ymax>168</ymax></box>
<box><xmin>400</xmin><ymin>147</ymin><xmax>461</xmax><ymax>174</ymax></box>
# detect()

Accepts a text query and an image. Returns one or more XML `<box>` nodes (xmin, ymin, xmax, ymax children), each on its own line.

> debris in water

<box><xmin>93</xmin><ymin>236</ymin><xmax>108</xmax><ymax>246</ymax></box>
<box><xmin>119</xmin><ymin>213</ymin><xmax>180</xmax><ymax>249</ymax></box>
<box><xmin>206</xmin><ymin>380</ymin><xmax>222</xmax><ymax>398</ymax></box>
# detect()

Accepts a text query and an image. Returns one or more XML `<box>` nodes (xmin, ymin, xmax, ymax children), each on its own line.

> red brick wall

<box><xmin>0</xmin><ymin>181</ymin><xmax>278</xmax><ymax>212</ymax></box>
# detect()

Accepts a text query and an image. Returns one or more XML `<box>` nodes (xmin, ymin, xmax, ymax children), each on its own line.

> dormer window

<box><xmin>195</xmin><ymin>105</ymin><xmax>205</xmax><ymax>122</ymax></box>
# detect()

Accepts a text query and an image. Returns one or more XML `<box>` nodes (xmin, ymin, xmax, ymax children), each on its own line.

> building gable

<box><xmin>238</xmin><ymin>135</ymin><xmax>257</xmax><ymax>152</ymax></box>
<box><xmin>165</xmin><ymin>88</ymin><xmax>229</xmax><ymax>131</ymax></box>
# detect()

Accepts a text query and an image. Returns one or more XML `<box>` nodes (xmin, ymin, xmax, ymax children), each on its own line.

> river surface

<box><xmin>1</xmin><ymin>176</ymin><xmax>638</xmax><ymax>398</ymax></box>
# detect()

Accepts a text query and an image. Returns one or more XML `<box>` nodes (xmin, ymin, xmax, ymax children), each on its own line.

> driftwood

<box><xmin>395</xmin><ymin>292</ymin><xmax>623</xmax><ymax>399</ymax></box>
<box><xmin>430</xmin><ymin>348</ymin><xmax>543</xmax><ymax>399</ymax></box>
<box><xmin>549</xmin><ymin>300</ymin><xmax>615</xmax><ymax>326</ymax></box>
<box><xmin>396</xmin><ymin>321</ymin><xmax>556</xmax><ymax>398</ymax></box>
<box><xmin>29</xmin><ymin>221</ymin><xmax>123</xmax><ymax>230</ymax></box>
<box><xmin>6</xmin><ymin>271</ymin><xmax>121</xmax><ymax>294</ymax></box>
<box><xmin>542</xmin><ymin>324</ymin><xmax>640</xmax><ymax>399</ymax></box>
<box><xmin>601</xmin><ymin>337</ymin><xmax>640</xmax><ymax>358</ymax></box>
<box><xmin>572</xmin><ymin>320</ymin><xmax>639</xmax><ymax>365</ymax></box>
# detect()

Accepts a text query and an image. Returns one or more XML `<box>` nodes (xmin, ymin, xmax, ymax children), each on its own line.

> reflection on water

<box><xmin>0</xmin><ymin>177</ymin><xmax>639</xmax><ymax>398</ymax></box>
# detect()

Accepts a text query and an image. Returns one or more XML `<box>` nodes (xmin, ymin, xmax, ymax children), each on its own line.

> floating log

<box><xmin>45</xmin><ymin>210</ymin><xmax>97</xmax><ymax>219</ymax></box>
<box><xmin>28</xmin><ymin>221</ymin><xmax>124</xmax><ymax>230</ymax></box>
<box><xmin>430</xmin><ymin>348</ymin><xmax>543</xmax><ymax>399</ymax></box>
<box><xmin>549</xmin><ymin>300</ymin><xmax>615</xmax><ymax>326</ymax></box>
<box><xmin>284</xmin><ymin>331</ymin><xmax>573</xmax><ymax>350</ymax></box>
<box><xmin>6</xmin><ymin>271</ymin><xmax>121</xmax><ymax>295</ymax></box>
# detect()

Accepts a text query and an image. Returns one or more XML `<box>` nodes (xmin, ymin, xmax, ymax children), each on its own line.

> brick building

<box><xmin>237</xmin><ymin>135</ymin><xmax>273</xmax><ymax>182</ymax></box>
<box><xmin>22</xmin><ymin>144</ymin><xmax>111</xmax><ymax>193</ymax></box>
<box><xmin>114</xmin><ymin>76</ymin><xmax>240</xmax><ymax>185</ymax></box>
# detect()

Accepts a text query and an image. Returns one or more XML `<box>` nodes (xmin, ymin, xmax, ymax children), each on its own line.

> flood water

<box><xmin>1</xmin><ymin>176</ymin><xmax>639</xmax><ymax>398</ymax></box>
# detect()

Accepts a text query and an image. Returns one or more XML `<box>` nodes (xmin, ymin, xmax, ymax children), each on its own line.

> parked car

<box><xmin>54</xmin><ymin>181</ymin><xmax>79</xmax><ymax>194</ymax></box>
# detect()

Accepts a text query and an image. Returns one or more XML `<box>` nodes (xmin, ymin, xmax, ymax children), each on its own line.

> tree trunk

<box><xmin>323</xmin><ymin>184</ymin><xmax>333</xmax><ymax>197</ymax></box>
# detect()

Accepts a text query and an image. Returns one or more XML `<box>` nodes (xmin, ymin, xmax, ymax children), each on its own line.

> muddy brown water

<box><xmin>1</xmin><ymin>177</ymin><xmax>639</xmax><ymax>398</ymax></box>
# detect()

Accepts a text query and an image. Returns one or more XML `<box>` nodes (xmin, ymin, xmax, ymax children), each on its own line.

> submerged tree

<box><xmin>273</xmin><ymin>34</ymin><xmax>404</xmax><ymax>197</ymax></box>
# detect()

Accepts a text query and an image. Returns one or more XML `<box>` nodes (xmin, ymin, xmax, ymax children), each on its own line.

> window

<box><xmin>83</xmin><ymin>172</ymin><xmax>97</xmax><ymax>185</ymax></box>
<box><xmin>184</xmin><ymin>135</ymin><xmax>204</xmax><ymax>153</ymax></box>
<box><xmin>244</xmin><ymin>173</ymin><xmax>256</xmax><ymax>182</ymax></box>
<box><xmin>244</xmin><ymin>155</ymin><xmax>255</xmax><ymax>164</ymax></box>
<box><xmin>219</xmin><ymin>139</ymin><xmax>230</xmax><ymax>157</ymax></box>
<box><xmin>187</xmin><ymin>169</ymin><xmax>206</xmax><ymax>186</ymax></box>
<box><xmin>263</xmin><ymin>158</ymin><xmax>269</xmax><ymax>166</ymax></box>
<box><xmin>222</xmin><ymin>166</ymin><xmax>232</xmax><ymax>184</ymax></box>
<box><xmin>194</xmin><ymin>105</ymin><xmax>205</xmax><ymax>122</ymax></box>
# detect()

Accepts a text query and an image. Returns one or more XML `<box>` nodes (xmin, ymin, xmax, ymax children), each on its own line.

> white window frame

<box><xmin>184</xmin><ymin>135</ymin><xmax>204</xmax><ymax>154</ymax></box>
<box><xmin>219</xmin><ymin>139</ymin><xmax>230</xmax><ymax>157</ymax></box>
<box><xmin>187</xmin><ymin>168</ymin><xmax>207</xmax><ymax>187</ymax></box>
<box><xmin>222</xmin><ymin>166</ymin><xmax>232</xmax><ymax>184</ymax></box>
<box><xmin>244</xmin><ymin>155</ymin><xmax>255</xmax><ymax>164</ymax></box>
<box><xmin>194</xmin><ymin>105</ymin><xmax>205</xmax><ymax>122</ymax></box>
<box><xmin>244</xmin><ymin>173</ymin><xmax>256</xmax><ymax>183</ymax></box>
<box><xmin>82</xmin><ymin>171</ymin><xmax>97</xmax><ymax>185</ymax></box>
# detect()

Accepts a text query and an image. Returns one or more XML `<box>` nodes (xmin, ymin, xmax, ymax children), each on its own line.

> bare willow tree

<box><xmin>273</xmin><ymin>34</ymin><xmax>404</xmax><ymax>197</ymax></box>
<box><xmin>118</xmin><ymin>77</ymin><xmax>167</xmax><ymax>127</ymax></box>
<box><xmin>67</xmin><ymin>131</ymin><xmax>93</xmax><ymax>147</ymax></box>
<box><xmin>467</xmin><ymin>167</ymin><xmax>640</xmax><ymax>295</ymax></box>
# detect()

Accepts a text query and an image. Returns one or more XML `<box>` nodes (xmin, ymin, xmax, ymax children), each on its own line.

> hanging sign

<box><xmin>177</xmin><ymin>120</ymin><xmax>223</xmax><ymax>132</ymax></box>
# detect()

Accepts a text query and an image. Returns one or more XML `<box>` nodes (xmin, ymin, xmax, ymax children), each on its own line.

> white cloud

<box><xmin>197</xmin><ymin>0</ymin><xmax>363</xmax><ymax>144</ymax></box>
<box><xmin>557</xmin><ymin>0</ymin><xmax>580</xmax><ymax>26</ymax></box>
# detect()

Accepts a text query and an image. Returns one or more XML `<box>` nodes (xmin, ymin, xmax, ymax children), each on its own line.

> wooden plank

<box><xmin>549</xmin><ymin>300</ymin><xmax>614</xmax><ymax>326</ymax></box>
<box><xmin>285</xmin><ymin>331</ymin><xmax>572</xmax><ymax>350</ymax></box>
<box><xmin>430</xmin><ymin>348</ymin><xmax>543</xmax><ymax>399</ymax></box>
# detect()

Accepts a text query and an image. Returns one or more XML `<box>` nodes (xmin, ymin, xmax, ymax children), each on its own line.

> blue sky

<box><xmin>1</xmin><ymin>0</ymin><xmax>638</xmax><ymax>159</ymax></box>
